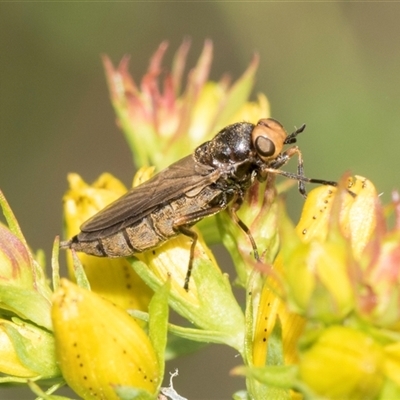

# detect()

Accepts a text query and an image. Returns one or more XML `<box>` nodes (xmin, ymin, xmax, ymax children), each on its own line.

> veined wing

<box><xmin>78</xmin><ymin>155</ymin><xmax>220</xmax><ymax>239</ymax></box>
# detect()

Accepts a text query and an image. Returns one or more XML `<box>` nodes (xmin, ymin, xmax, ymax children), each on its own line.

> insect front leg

<box><xmin>267</xmin><ymin>146</ymin><xmax>337</xmax><ymax>197</ymax></box>
<box><xmin>270</xmin><ymin>146</ymin><xmax>307</xmax><ymax>196</ymax></box>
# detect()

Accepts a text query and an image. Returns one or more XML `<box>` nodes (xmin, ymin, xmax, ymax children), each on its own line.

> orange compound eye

<box><xmin>252</xmin><ymin>118</ymin><xmax>287</xmax><ymax>161</ymax></box>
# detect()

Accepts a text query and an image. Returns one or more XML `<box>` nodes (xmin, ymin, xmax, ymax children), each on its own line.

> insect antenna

<box><xmin>284</xmin><ymin>123</ymin><xmax>306</xmax><ymax>144</ymax></box>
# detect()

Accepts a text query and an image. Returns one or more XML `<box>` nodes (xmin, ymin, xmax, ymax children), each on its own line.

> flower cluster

<box><xmin>1</xmin><ymin>40</ymin><xmax>400</xmax><ymax>400</ymax></box>
<box><xmin>240</xmin><ymin>176</ymin><xmax>400</xmax><ymax>399</ymax></box>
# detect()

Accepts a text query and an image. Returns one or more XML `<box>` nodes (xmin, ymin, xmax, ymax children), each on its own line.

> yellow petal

<box><xmin>80</xmin><ymin>257</ymin><xmax>153</xmax><ymax>312</ymax></box>
<box><xmin>253</xmin><ymin>259</ymin><xmax>306</xmax><ymax>367</ymax></box>
<box><xmin>296</xmin><ymin>185</ymin><xmax>335</xmax><ymax>243</ymax></box>
<box><xmin>62</xmin><ymin>173</ymin><xmax>152</xmax><ymax>311</ymax></box>
<box><xmin>296</xmin><ymin>176</ymin><xmax>377</xmax><ymax>259</ymax></box>
<box><xmin>232</xmin><ymin>93</ymin><xmax>270</xmax><ymax>125</ymax></box>
<box><xmin>137</xmin><ymin>229</ymin><xmax>219</xmax><ymax>306</ymax></box>
<box><xmin>341</xmin><ymin>176</ymin><xmax>377</xmax><ymax>259</ymax></box>
<box><xmin>63</xmin><ymin>173</ymin><xmax>127</xmax><ymax>239</ymax></box>
<box><xmin>384</xmin><ymin>341</ymin><xmax>400</xmax><ymax>386</ymax></box>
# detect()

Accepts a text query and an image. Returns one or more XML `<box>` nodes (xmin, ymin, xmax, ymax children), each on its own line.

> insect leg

<box><xmin>175</xmin><ymin>226</ymin><xmax>198</xmax><ymax>291</ymax></box>
<box><xmin>229</xmin><ymin>197</ymin><xmax>260</xmax><ymax>262</ymax></box>
<box><xmin>268</xmin><ymin>146</ymin><xmax>337</xmax><ymax>197</ymax></box>
<box><xmin>286</xmin><ymin>146</ymin><xmax>306</xmax><ymax>196</ymax></box>
<box><xmin>173</xmin><ymin>206</ymin><xmax>226</xmax><ymax>291</ymax></box>
<box><xmin>263</xmin><ymin>166</ymin><xmax>337</xmax><ymax>193</ymax></box>
<box><xmin>269</xmin><ymin>146</ymin><xmax>307</xmax><ymax>196</ymax></box>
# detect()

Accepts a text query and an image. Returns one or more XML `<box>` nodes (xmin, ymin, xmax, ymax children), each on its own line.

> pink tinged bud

<box><xmin>0</xmin><ymin>224</ymin><xmax>36</xmax><ymax>288</ymax></box>
<box><xmin>102</xmin><ymin>40</ymin><xmax>263</xmax><ymax>171</ymax></box>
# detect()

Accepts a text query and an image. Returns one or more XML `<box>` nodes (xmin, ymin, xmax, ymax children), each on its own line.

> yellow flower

<box><xmin>292</xmin><ymin>175</ymin><xmax>400</xmax><ymax>329</ymax></box>
<box><xmin>252</xmin><ymin>176</ymin><xmax>379</xmax><ymax>372</ymax></box>
<box><xmin>62</xmin><ymin>173</ymin><xmax>152</xmax><ymax>311</ymax></box>
<box><xmin>250</xmin><ymin>175</ymin><xmax>400</xmax><ymax>398</ymax></box>
<box><xmin>278</xmin><ymin>175</ymin><xmax>378</xmax><ymax>322</ymax></box>
<box><xmin>52</xmin><ymin>279</ymin><xmax>160</xmax><ymax>399</ymax></box>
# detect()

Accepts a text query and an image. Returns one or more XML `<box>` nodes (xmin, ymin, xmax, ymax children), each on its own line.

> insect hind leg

<box><xmin>173</xmin><ymin>205</ymin><xmax>224</xmax><ymax>291</ymax></box>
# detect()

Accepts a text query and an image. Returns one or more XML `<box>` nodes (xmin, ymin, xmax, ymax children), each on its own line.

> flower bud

<box><xmin>52</xmin><ymin>279</ymin><xmax>160</xmax><ymax>399</ymax></box>
<box><xmin>0</xmin><ymin>219</ymin><xmax>52</xmax><ymax>330</ymax></box>
<box><xmin>299</xmin><ymin>326</ymin><xmax>384</xmax><ymax>400</ymax></box>
<box><xmin>0</xmin><ymin>223</ymin><xmax>34</xmax><ymax>288</ymax></box>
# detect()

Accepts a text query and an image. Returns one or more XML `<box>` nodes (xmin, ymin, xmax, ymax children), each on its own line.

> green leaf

<box><xmin>166</xmin><ymin>323</ymin><xmax>238</xmax><ymax>346</ymax></box>
<box><xmin>70</xmin><ymin>250</ymin><xmax>90</xmax><ymax>290</ymax></box>
<box><xmin>249</xmin><ymin>318</ymin><xmax>287</xmax><ymax>400</ymax></box>
<box><xmin>148</xmin><ymin>281</ymin><xmax>170</xmax><ymax>384</ymax></box>
<box><xmin>127</xmin><ymin>311</ymin><xmax>207</xmax><ymax>359</ymax></box>
<box><xmin>243</xmin><ymin>272</ymin><xmax>263</xmax><ymax>366</ymax></box>
<box><xmin>233</xmin><ymin>364</ymin><xmax>298</xmax><ymax>400</ymax></box>
<box><xmin>0</xmin><ymin>286</ymin><xmax>52</xmax><ymax>330</ymax></box>
<box><xmin>181</xmin><ymin>258</ymin><xmax>245</xmax><ymax>350</ymax></box>
<box><xmin>266</xmin><ymin>318</ymin><xmax>284</xmax><ymax>366</ymax></box>
<box><xmin>378</xmin><ymin>379</ymin><xmax>400</xmax><ymax>400</ymax></box>
<box><xmin>51</xmin><ymin>236</ymin><xmax>61</xmax><ymax>292</ymax></box>
<box><xmin>164</xmin><ymin>333</ymin><xmax>207</xmax><ymax>360</ymax></box>
<box><xmin>3</xmin><ymin>319</ymin><xmax>59</xmax><ymax>378</ymax></box>
<box><xmin>0</xmin><ymin>190</ymin><xmax>29</xmax><ymax>249</ymax></box>
<box><xmin>129</xmin><ymin>256</ymin><xmax>245</xmax><ymax>352</ymax></box>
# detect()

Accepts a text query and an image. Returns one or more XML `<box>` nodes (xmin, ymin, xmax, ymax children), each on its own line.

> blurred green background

<box><xmin>1</xmin><ymin>3</ymin><xmax>400</xmax><ymax>399</ymax></box>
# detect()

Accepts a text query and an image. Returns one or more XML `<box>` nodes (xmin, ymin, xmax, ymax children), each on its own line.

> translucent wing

<box><xmin>78</xmin><ymin>155</ymin><xmax>220</xmax><ymax>240</ymax></box>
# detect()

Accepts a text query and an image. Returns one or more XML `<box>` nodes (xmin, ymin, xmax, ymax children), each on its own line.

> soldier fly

<box><xmin>60</xmin><ymin>118</ymin><xmax>336</xmax><ymax>290</ymax></box>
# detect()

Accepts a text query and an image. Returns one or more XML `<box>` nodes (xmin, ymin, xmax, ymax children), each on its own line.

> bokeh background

<box><xmin>1</xmin><ymin>3</ymin><xmax>400</xmax><ymax>399</ymax></box>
